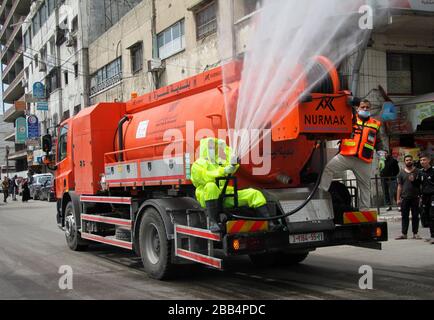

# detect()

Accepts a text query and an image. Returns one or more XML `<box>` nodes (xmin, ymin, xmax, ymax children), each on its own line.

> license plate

<box><xmin>289</xmin><ymin>232</ymin><xmax>324</xmax><ymax>244</ymax></box>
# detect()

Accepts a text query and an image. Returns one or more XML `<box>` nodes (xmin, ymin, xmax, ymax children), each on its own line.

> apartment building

<box><xmin>0</xmin><ymin>0</ymin><xmax>31</xmax><ymax>172</ymax></box>
<box><xmin>88</xmin><ymin>0</ymin><xmax>260</xmax><ymax>104</ymax></box>
<box><xmin>19</xmin><ymin>0</ymin><xmax>140</xmax><ymax>169</ymax></box>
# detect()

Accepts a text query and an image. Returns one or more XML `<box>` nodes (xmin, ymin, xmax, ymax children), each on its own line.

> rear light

<box><xmin>375</xmin><ymin>227</ymin><xmax>382</xmax><ymax>238</ymax></box>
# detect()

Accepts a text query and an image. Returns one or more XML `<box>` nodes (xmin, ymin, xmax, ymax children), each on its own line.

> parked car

<box><xmin>29</xmin><ymin>174</ymin><xmax>53</xmax><ymax>200</ymax></box>
<box><xmin>40</xmin><ymin>177</ymin><xmax>56</xmax><ymax>202</ymax></box>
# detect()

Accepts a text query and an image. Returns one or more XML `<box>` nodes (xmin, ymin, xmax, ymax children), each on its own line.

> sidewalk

<box><xmin>377</xmin><ymin>207</ymin><xmax>402</xmax><ymax>222</ymax></box>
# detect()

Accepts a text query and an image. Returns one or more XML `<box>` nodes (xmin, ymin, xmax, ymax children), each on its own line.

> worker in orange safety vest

<box><xmin>320</xmin><ymin>99</ymin><xmax>383</xmax><ymax>211</ymax></box>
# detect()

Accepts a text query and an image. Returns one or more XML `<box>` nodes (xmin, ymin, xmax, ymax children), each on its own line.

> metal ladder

<box><xmin>174</xmin><ymin>208</ymin><xmax>223</xmax><ymax>269</ymax></box>
<box><xmin>79</xmin><ymin>195</ymin><xmax>137</xmax><ymax>251</ymax></box>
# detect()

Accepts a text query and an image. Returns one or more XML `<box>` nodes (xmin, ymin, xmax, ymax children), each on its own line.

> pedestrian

<box><xmin>395</xmin><ymin>155</ymin><xmax>421</xmax><ymax>240</ymax></box>
<box><xmin>380</xmin><ymin>150</ymin><xmax>400</xmax><ymax>211</ymax></box>
<box><xmin>8</xmin><ymin>177</ymin><xmax>14</xmax><ymax>201</ymax></box>
<box><xmin>417</xmin><ymin>152</ymin><xmax>434</xmax><ymax>244</ymax></box>
<box><xmin>21</xmin><ymin>179</ymin><xmax>31</xmax><ymax>202</ymax></box>
<box><xmin>2</xmin><ymin>176</ymin><xmax>9</xmax><ymax>203</ymax></box>
<box><xmin>11</xmin><ymin>175</ymin><xmax>19</xmax><ymax>201</ymax></box>
<box><xmin>320</xmin><ymin>99</ymin><xmax>383</xmax><ymax>210</ymax></box>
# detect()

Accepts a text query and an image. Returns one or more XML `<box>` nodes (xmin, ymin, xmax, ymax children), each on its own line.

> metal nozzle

<box><xmin>276</xmin><ymin>174</ymin><xmax>292</xmax><ymax>185</ymax></box>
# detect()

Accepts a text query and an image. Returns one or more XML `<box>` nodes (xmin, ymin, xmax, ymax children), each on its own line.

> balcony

<box><xmin>2</xmin><ymin>46</ymin><xmax>23</xmax><ymax>79</ymax></box>
<box><xmin>3</xmin><ymin>98</ymin><xmax>26</xmax><ymax>123</ymax></box>
<box><xmin>8</xmin><ymin>149</ymin><xmax>28</xmax><ymax>161</ymax></box>
<box><xmin>1</xmin><ymin>17</ymin><xmax>24</xmax><ymax>61</ymax></box>
<box><xmin>0</xmin><ymin>0</ymin><xmax>20</xmax><ymax>42</ymax></box>
<box><xmin>3</xmin><ymin>69</ymin><xmax>25</xmax><ymax>105</ymax></box>
<box><xmin>4</xmin><ymin>131</ymin><xmax>15</xmax><ymax>142</ymax></box>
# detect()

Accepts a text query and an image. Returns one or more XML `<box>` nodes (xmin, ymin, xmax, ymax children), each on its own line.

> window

<box><xmin>63</xmin><ymin>110</ymin><xmax>70</xmax><ymax>121</ymax></box>
<box><xmin>34</xmin><ymin>54</ymin><xmax>39</xmax><ymax>67</ymax></box>
<box><xmin>74</xmin><ymin>63</ymin><xmax>78</xmax><ymax>78</ymax></box>
<box><xmin>48</xmin><ymin>0</ymin><xmax>55</xmax><ymax>16</ymax></box>
<box><xmin>46</xmin><ymin>67</ymin><xmax>61</xmax><ymax>94</ymax></box>
<box><xmin>74</xmin><ymin>104</ymin><xmax>81</xmax><ymax>115</ymax></box>
<box><xmin>40</xmin><ymin>46</ymin><xmax>47</xmax><ymax>70</ymax></box>
<box><xmin>40</xmin><ymin>2</ymin><xmax>48</xmax><ymax>27</ymax></box>
<box><xmin>157</xmin><ymin>20</ymin><xmax>185</xmax><ymax>60</ymax></box>
<box><xmin>72</xmin><ymin>16</ymin><xmax>78</xmax><ymax>33</ymax></box>
<box><xmin>32</xmin><ymin>11</ymin><xmax>40</xmax><ymax>36</ymax></box>
<box><xmin>235</xmin><ymin>0</ymin><xmax>262</xmax><ymax>21</ymax></box>
<box><xmin>195</xmin><ymin>2</ymin><xmax>217</xmax><ymax>40</ymax></box>
<box><xmin>90</xmin><ymin>57</ymin><xmax>122</xmax><ymax>96</ymax></box>
<box><xmin>64</xmin><ymin>71</ymin><xmax>68</xmax><ymax>85</ymax></box>
<box><xmin>57</xmin><ymin>124</ymin><xmax>68</xmax><ymax>162</ymax></box>
<box><xmin>130</xmin><ymin>42</ymin><xmax>143</xmax><ymax>73</ymax></box>
<box><xmin>387</xmin><ymin>53</ymin><xmax>434</xmax><ymax>96</ymax></box>
<box><xmin>23</xmin><ymin>29</ymin><xmax>32</xmax><ymax>51</ymax></box>
<box><xmin>243</xmin><ymin>0</ymin><xmax>262</xmax><ymax>16</ymax></box>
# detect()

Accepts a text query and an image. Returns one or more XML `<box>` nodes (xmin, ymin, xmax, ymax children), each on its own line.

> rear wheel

<box><xmin>139</xmin><ymin>207</ymin><xmax>174</xmax><ymax>280</ymax></box>
<box><xmin>64</xmin><ymin>201</ymin><xmax>88</xmax><ymax>251</ymax></box>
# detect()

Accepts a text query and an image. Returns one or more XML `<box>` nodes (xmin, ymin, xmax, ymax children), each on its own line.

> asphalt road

<box><xmin>0</xmin><ymin>199</ymin><xmax>433</xmax><ymax>300</ymax></box>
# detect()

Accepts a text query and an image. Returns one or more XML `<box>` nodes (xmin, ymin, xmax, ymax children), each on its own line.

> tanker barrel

<box><xmin>118</xmin><ymin>115</ymin><xmax>131</xmax><ymax>162</ymax></box>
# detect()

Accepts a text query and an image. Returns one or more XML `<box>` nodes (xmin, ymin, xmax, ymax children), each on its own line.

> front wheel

<box><xmin>64</xmin><ymin>201</ymin><xmax>88</xmax><ymax>251</ymax></box>
<box><xmin>139</xmin><ymin>207</ymin><xmax>174</xmax><ymax>280</ymax></box>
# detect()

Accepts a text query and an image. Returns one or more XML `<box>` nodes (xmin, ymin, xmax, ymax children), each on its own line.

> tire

<box><xmin>64</xmin><ymin>201</ymin><xmax>88</xmax><ymax>251</ymax></box>
<box><xmin>139</xmin><ymin>207</ymin><xmax>174</xmax><ymax>280</ymax></box>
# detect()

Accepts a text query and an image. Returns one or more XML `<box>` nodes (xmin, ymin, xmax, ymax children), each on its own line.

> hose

<box><xmin>229</xmin><ymin>140</ymin><xmax>327</xmax><ymax>221</ymax></box>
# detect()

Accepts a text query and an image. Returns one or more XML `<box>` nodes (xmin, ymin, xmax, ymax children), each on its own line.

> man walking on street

<box><xmin>380</xmin><ymin>150</ymin><xmax>400</xmax><ymax>211</ymax></box>
<box><xmin>2</xmin><ymin>176</ymin><xmax>9</xmax><ymax>203</ymax></box>
<box><xmin>396</xmin><ymin>155</ymin><xmax>421</xmax><ymax>240</ymax></box>
<box><xmin>320</xmin><ymin>99</ymin><xmax>383</xmax><ymax>211</ymax></box>
<box><xmin>418</xmin><ymin>152</ymin><xmax>434</xmax><ymax>244</ymax></box>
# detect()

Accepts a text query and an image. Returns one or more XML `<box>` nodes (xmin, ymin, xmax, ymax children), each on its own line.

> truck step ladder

<box><xmin>80</xmin><ymin>196</ymin><xmax>137</xmax><ymax>250</ymax></box>
<box><xmin>174</xmin><ymin>209</ymin><xmax>223</xmax><ymax>269</ymax></box>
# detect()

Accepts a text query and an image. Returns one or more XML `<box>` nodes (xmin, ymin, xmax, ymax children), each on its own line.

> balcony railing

<box><xmin>3</xmin><ymin>69</ymin><xmax>25</xmax><ymax>102</ymax></box>
<box><xmin>1</xmin><ymin>45</ymin><xmax>23</xmax><ymax>79</ymax></box>
<box><xmin>90</xmin><ymin>73</ymin><xmax>123</xmax><ymax>97</ymax></box>
<box><xmin>1</xmin><ymin>17</ymin><xmax>25</xmax><ymax>60</ymax></box>
<box><xmin>0</xmin><ymin>0</ymin><xmax>21</xmax><ymax>41</ymax></box>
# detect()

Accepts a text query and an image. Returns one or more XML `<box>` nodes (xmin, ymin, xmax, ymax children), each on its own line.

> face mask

<box><xmin>358</xmin><ymin>110</ymin><xmax>370</xmax><ymax>119</ymax></box>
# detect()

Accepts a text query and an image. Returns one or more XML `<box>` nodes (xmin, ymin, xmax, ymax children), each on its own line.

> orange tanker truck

<box><xmin>42</xmin><ymin>57</ymin><xmax>387</xmax><ymax>279</ymax></box>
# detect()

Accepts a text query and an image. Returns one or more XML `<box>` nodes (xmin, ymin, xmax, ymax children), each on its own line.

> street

<box><xmin>0</xmin><ymin>200</ymin><xmax>433</xmax><ymax>300</ymax></box>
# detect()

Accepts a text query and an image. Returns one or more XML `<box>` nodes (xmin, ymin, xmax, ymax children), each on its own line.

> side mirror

<box><xmin>42</xmin><ymin>134</ymin><xmax>53</xmax><ymax>153</ymax></box>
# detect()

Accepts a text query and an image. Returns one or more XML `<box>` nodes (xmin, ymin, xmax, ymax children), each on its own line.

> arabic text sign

<box><xmin>37</xmin><ymin>102</ymin><xmax>49</xmax><ymax>111</ymax></box>
<box><xmin>33</xmin><ymin>82</ymin><xmax>46</xmax><ymax>99</ymax></box>
<box><xmin>15</xmin><ymin>117</ymin><xmax>27</xmax><ymax>144</ymax></box>
<box><xmin>27</xmin><ymin>115</ymin><xmax>40</xmax><ymax>139</ymax></box>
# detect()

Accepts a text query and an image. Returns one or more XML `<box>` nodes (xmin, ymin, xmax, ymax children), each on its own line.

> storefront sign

<box><xmin>37</xmin><ymin>102</ymin><xmax>49</xmax><ymax>111</ymax></box>
<box><xmin>386</xmin><ymin>0</ymin><xmax>434</xmax><ymax>11</ymax></box>
<box><xmin>15</xmin><ymin>117</ymin><xmax>27</xmax><ymax>144</ymax></box>
<box><xmin>27</xmin><ymin>115</ymin><xmax>40</xmax><ymax>139</ymax></box>
<box><xmin>32</xmin><ymin>82</ymin><xmax>45</xmax><ymax>99</ymax></box>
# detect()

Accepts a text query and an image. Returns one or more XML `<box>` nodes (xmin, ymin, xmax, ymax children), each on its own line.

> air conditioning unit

<box><xmin>147</xmin><ymin>58</ymin><xmax>164</xmax><ymax>72</ymax></box>
<box><xmin>65</xmin><ymin>32</ymin><xmax>77</xmax><ymax>47</ymax></box>
<box><xmin>21</xmin><ymin>78</ymin><xmax>28</xmax><ymax>87</ymax></box>
<box><xmin>39</xmin><ymin>62</ymin><xmax>47</xmax><ymax>71</ymax></box>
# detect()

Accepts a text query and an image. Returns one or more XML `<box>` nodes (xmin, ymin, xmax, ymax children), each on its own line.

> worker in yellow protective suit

<box><xmin>191</xmin><ymin>137</ymin><xmax>271</xmax><ymax>232</ymax></box>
